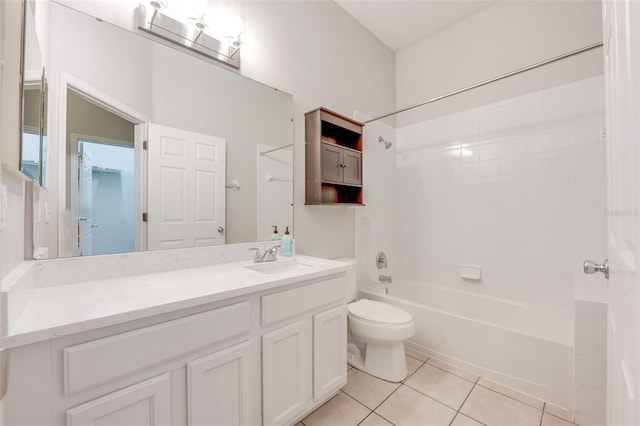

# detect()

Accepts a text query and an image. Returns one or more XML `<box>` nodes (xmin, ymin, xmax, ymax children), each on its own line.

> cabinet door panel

<box><xmin>262</xmin><ymin>320</ymin><xmax>309</xmax><ymax>426</ymax></box>
<box><xmin>187</xmin><ymin>341</ymin><xmax>253</xmax><ymax>426</ymax></box>
<box><xmin>342</xmin><ymin>151</ymin><xmax>362</xmax><ymax>186</ymax></box>
<box><xmin>66</xmin><ymin>374</ymin><xmax>171</xmax><ymax>426</ymax></box>
<box><xmin>313</xmin><ymin>305</ymin><xmax>347</xmax><ymax>401</ymax></box>
<box><xmin>321</xmin><ymin>144</ymin><xmax>343</xmax><ymax>183</ymax></box>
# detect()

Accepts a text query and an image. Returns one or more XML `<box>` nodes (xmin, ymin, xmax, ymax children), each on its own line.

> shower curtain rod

<box><xmin>364</xmin><ymin>42</ymin><xmax>604</xmax><ymax>124</ymax></box>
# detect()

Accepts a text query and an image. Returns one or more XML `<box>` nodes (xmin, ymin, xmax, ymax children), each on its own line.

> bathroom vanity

<box><xmin>0</xmin><ymin>245</ymin><xmax>352</xmax><ymax>426</ymax></box>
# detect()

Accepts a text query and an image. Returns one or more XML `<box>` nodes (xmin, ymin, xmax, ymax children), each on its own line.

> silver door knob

<box><xmin>217</xmin><ymin>227</ymin><xmax>224</xmax><ymax>234</ymax></box>
<box><xmin>583</xmin><ymin>259</ymin><xmax>609</xmax><ymax>279</ymax></box>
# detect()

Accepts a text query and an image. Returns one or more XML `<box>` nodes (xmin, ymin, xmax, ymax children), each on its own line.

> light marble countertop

<box><xmin>1</xmin><ymin>255</ymin><xmax>349</xmax><ymax>349</ymax></box>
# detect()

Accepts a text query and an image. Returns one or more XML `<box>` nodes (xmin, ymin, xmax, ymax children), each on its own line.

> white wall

<box><xmin>240</xmin><ymin>1</ymin><xmax>395</xmax><ymax>258</ymax></box>
<box><xmin>396</xmin><ymin>1</ymin><xmax>603</xmax><ymax>126</ymax></box>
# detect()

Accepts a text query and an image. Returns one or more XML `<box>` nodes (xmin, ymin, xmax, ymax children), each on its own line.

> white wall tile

<box><xmin>576</xmin><ymin>301</ymin><xmax>607</xmax><ymax>330</ymax></box>
<box><xmin>575</xmin><ymin>385</ymin><xmax>606</xmax><ymax>421</ymax></box>
<box><xmin>479</xmin><ymin>159</ymin><xmax>500</xmax><ymax>178</ymax></box>
<box><xmin>395</xmin><ymin>76</ymin><xmax>605</xmax><ymax>311</ymax></box>
<box><xmin>479</xmin><ymin>142</ymin><xmax>501</xmax><ymax>161</ymax></box>
<box><xmin>574</xmin><ymin>412</ymin><xmax>605</xmax><ymax>426</ymax></box>
<box><xmin>575</xmin><ymin>355</ymin><xmax>606</xmax><ymax>390</ymax></box>
<box><xmin>576</xmin><ymin>326</ymin><xmax>607</xmax><ymax>360</ymax></box>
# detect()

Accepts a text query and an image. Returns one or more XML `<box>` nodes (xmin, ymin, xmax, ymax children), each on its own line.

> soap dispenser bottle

<box><xmin>270</xmin><ymin>225</ymin><xmax>280</xmax><ymax>241</ymax></box>
<box><xmin>282</xmin><ymin>226</ymin><xmax>293</xmax><ymax>257</ymax></box>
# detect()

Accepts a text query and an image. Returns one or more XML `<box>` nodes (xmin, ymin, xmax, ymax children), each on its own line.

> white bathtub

<box><xmin>360</xmin><ymin>280</ymin><xmax>574</xmax><ymax>410</ymax></box>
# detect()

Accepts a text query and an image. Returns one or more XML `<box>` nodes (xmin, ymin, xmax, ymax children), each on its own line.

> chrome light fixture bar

<box><xmin>135</xmin><ymin>3</ymin><xmax>241</xmax><ymax>69</ymax></box>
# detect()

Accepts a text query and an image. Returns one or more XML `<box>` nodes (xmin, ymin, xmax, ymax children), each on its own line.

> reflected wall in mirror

<box><xmin>24</xmin><ymin>0</ymin><xmax>294</xmax><ymax>259</ymax></box>
<box><xmin>21</xmin><ymin>0</ymin><xmax>48</xmax><ymax>187</ymax></box>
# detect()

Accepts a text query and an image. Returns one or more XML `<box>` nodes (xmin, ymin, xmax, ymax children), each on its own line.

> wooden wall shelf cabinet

<box><xmin>305</xmin><ymin>107</ymin><xmax>364</xmax><ymax>205</ymax></box>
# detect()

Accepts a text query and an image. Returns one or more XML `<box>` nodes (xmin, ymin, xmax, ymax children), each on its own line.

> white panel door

<box><xmin>603</xmin><ymin>1</ymin><xmax>640</xmax><ymax>425</ymax></box>
<box><xmin>187</xmin><ymin>341</ymin><xmax>253</xmax><ymax>426</ymax></box>
<box><xmin>146</xmin><ymin>123</ymin><xmax>225</xmax><ymax>250</ymax></box>
<box><xmin>78</xmin><ymin>143</ymin><xmax>93</xmax><ymax>256</ymax></box>
<box><xmin>262</xmin><ymin>320</ymin><xmax>309</xmax><ymax>426</ymax></box>
<box><xmin>66</xmin><ymin>374</ymin><xmax>171</xmax><ymax>426</ymax></box>
<box><xmin>313</xmin><ymin>305</ymin><xmax>347</xmax><ymax>402</ymax></box>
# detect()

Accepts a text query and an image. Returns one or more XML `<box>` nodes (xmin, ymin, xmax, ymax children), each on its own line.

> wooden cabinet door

<box><xmin>66</xmin><ymin>374</ymin><xmax>171</xmax><ymax>426</ymax></box>
<box><xmin>313</xmin><ymin>305</ymin><xmax>347</xmax><ymax>402</ymax></box>
<box><xmin>187</xmin><ymin>341</ymin><xmax>253</xmax><ymax>426</ymax></box>
<box><xmin>342</xmin><ymin>151</ymin><xmax>362</xmax><ymax>186</ymax></box>
<box><xmin>321</xmin><ymin>143</ymin><xmax>343</xmax><ymax>183</ymax></box>
<box><xmin>262</xmin><ymin>320</ymin><xmax>309</xmax><ymax>426</ymax></box>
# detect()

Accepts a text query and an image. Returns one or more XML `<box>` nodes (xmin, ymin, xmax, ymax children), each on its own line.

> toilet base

<box><xmin>348</xmin><ymin>341</ymin><xmax>408</xmax><ymax>382</ymax></box>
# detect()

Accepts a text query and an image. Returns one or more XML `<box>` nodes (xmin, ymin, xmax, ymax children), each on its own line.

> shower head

<box><xmin>378</xmin><ymin>136</ymin><xmax>392</xmax><ymax>149</ymax></box>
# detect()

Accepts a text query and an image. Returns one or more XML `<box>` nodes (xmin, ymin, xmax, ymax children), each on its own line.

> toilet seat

<box><xmin>348</xmin><ymin>299</ymin><xmax>412</xmax><ymax>325</ymax></box>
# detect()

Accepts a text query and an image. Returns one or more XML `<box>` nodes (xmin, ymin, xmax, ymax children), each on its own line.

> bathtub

<box><xmin>360</xmin><ymin>280</ymin><xmax>574</xmax><ymax>410</ymax></box>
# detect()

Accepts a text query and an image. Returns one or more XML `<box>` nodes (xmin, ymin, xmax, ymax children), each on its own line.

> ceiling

<box><xmin>335</xmin><ymin>0</ymin><xmax>499</xmax><ymax>52</ymax></box>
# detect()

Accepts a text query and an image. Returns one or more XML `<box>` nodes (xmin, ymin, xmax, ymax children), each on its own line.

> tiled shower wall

<box><xmin>574</xmin><ymin>300</ymin><xmax>607</xmax><ymax>426</ymax></box>
<box><xmin>395</xmin><ymin>76</ymin><xmax>605</xmax><ymax>311</ymax></box>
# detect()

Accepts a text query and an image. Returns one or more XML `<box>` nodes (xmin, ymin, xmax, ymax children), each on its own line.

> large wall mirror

<box><xmin>22</xmin><ymin>0</ymin><xmax>294</xmax><ymax>259</ymax></box>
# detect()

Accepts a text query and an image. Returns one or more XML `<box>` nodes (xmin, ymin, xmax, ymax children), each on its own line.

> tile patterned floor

<box><xmin>297</xmin><ymin>352</ymin><xmax>577</xmax><ymax>426</ymax></box>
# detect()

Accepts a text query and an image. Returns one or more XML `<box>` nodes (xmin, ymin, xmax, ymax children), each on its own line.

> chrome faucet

<box><xmin>379</xmin><ymin>274</ymin><xmax>392</xmax><ymax>284</ymax></box>
<box><xmin>249</xmin><ymin>245</ymin><xmax>280</xmax><ymax>263</ymax></box>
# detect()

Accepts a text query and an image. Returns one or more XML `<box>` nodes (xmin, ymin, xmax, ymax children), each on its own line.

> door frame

<box><xmin>57</xmin><ymin>72</ymin><xmax>150</xmax><ymax>255</ymax></box>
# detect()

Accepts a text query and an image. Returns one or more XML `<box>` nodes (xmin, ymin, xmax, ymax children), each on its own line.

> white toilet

<box><xmin>347</xmin><ymin>299</ymin><xmax>416</xmax><ymax>382</ymax></box>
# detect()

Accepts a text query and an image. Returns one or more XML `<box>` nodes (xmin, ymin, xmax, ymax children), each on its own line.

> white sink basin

<box><xmin>246</xmin><ymin>259</ymin><xmax>315</xmax><ymax>275</ymax></box>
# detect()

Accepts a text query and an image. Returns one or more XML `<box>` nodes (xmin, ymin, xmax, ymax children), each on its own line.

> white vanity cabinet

<box><xmin>313</xmin><ymin>305</ymin><xmax>348</xmax><ymax>401</ymax></box>
<box><xmin>261</xmin><ymin>275</ymin><xmax>348</xmax><ymax>426</ymax></box>
<box><xmin>63</xmin><ymin>339</ymin><xmax>254</xmax><ymax>426</ymax></box>
<box><xmin>262</xmin><ymin>320</ymin><xmax>310</xmax><ymax>426</ymax></box>
<box><xmin>1</xmin><ymin>264</ymin><xmax>349</xmax><ymax>426</ymax></box>
<box><xmin>65</xmin><ymin>374</ymin><xmax>172</xmax><ymax>426</ymax></box>
<box><xmin>187</xmin><ymin>341</ymin><xmax>254</xmax><ymax>426</ymax></box>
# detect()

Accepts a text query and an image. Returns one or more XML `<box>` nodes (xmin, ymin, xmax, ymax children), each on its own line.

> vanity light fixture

<box><xmin>148</xmin><ymin>0</ymin><xmax>167</xmax><ymax>27</ymax></box>
<box><xmin>135</xmin><ymin>2</ymin><xmax>242</xmax><ymax>69</ymax></box>
<box><xmin>189</xmin><ymin>13</ymin><xmax>209</xmax><ymax>43</ymax></box>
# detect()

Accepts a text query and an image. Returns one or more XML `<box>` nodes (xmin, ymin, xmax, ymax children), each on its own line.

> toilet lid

<box><xmin>348</xmin><ymin>299</ymin><xmax>412</xmax><ymax>325</ymax></box>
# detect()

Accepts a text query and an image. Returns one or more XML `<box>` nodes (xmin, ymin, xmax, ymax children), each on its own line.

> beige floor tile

<box><xmin>342</xmin><ymin>368</ymin><xmax>401</xmax><ymax>409</ymax></box>
<box><xmin>461</xmin><ymin>385</ymin><xmax>542</xmax><ymax>426</ymax></box>
<box><xmin>544</xmin><ymin>403</ymin><xmax>573</xmax><ymax>422</ymax></box>
<box><xmin>541</xmin><ymin>412</ymin><xmax>575</xmax><ymax>426</ymax></box>
<box><xmin>405</xmin><ymin>355</ymin><xmax>423</xmax><ymax>378</ymax></box>
<box><xmin>427</xmin><ymin>358</ymin><xmax>480</xmax><ymax>382</ymax></box>
<box><xmin>450</xmin><ymin>413</ymin><xmax>485</xmax><ymax>426</ymax></box>
<box><xmin>303</xmin><ymin>392</ymin><xmax>370</xmax><ymax>426</ymax></box>
<box><xmin>359</xmin><ymin>413</ymin><xmax>394</xmax><ymax>426</ymax></box>
<box><xmin>295</xmin><ymin>423</ymin><xmax>304</xmax><ymax>426</ymax></box>
<box><xmin>405</xmin><ymin>346</ymin><xmax>428</xmax><ymax>362</ymax></box>
<box><xmin>404</xmin><ymin>363</ymin><xmax>475</xmax><ymax>409</ymax></box>
<box><xmin>376</xmin><ymin>385</ymin><xmax>456</xmax><ymax>426</ymax></box>
<box><xmin>478</xmin><ymin>377</ymin><xmax>544</xmax><ymax>410</ymax></box>
<box><xmin>477</xmin><ymin>377</ymin><xmax>544</xmax><ymax>410</ymax></box>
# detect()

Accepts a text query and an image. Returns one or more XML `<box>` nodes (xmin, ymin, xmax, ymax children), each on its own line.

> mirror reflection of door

<box><xmin>77</xmin><ymin>140</ymin><xmax>135</xmax><ymax>256</ymax></box>
<box><xmin>67</xmin><ymin>89</ymin><xmax>137</xmax><ymax>256</ymax></box>
<box><xmin>78</xmin><ymin>143</ymin><xmax>93</xmax><ymax>255</ymax></box>
<box><xmin>20</xmin><ymin>80</ymin><xmax>46</xmax><ymax>187</ymax></box>
<box><xmin>144</xmin><ymin>123</ymin><xmax>226</xmax><ymax>250</ymax></box>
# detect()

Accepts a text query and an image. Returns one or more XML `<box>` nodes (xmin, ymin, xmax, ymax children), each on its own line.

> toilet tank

<box><xmin>333</xmin><ymin>258</ymin><xmax>357</xmax><ymax>301</ymax></box>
